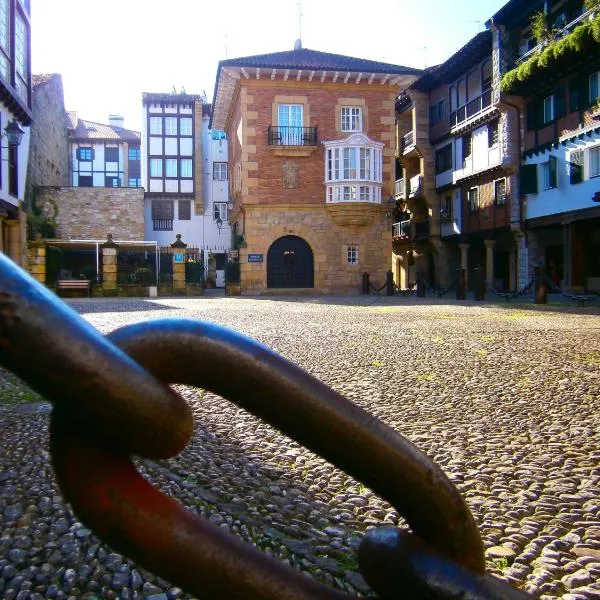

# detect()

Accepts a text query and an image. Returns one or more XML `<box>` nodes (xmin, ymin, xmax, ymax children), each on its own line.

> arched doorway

<box><xmin>267</xmin><ymin>235</ymin><xmax>314</xmax><ymax>288</ymax></box>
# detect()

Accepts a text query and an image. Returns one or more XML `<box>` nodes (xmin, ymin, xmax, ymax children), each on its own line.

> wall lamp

<box><xmin>3</xmin><ymin>120</ymin><xmax>25</xmax><ymax>148</ymax></box>
<box><xmin>385</xmin><ymin>195</ymin><xmax>397</xmax><ymax>218</ymax></box>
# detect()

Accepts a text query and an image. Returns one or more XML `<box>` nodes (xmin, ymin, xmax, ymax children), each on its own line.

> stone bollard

<box><xmin>474</xmin><ymin>266</ymin><xmax>485</xmax><ymax>301</ymax></box>
<box><xmin>27</xmin><ymin>238</ymin><xmax>46</xmax><ymax>285</ymax></box>
<box><xmin>385</xmin><ymin>270</ymin><xmax>394</xmax><ymax>296</ymax></box>
<box><xmin>456</xmin><ymin>268</ymin><xmax>466</xmax><ymax>300</ymax></box>
<box><xmin>535</xmin><ymin>266</ymin><xmax>547</xmax><ymax>304</ymax></box>
<box><xmin>416</xmin><ymin>270</ymin><xmax>426</xmax><ymax>298</ymax></box>
<box><xmin>101</xmin><ymin>234</ymin><xmax>118</xmax><ymax>296</ymax></box>
<box><xmin>171</xmin><ymin>234</ymin><xmax>187</xmax><ymax>295</ymax></box>
<box><xmin>362</xmin><ymin>272</ymin><xmax>370</xmax><ymax>294</ymax></box>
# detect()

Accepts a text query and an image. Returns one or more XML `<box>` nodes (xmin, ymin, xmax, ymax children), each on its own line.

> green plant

<box><xmin>133</xmin><ymin>267</ymin><xmax>155</xmax><ymax>285</ymax></box>
<box><xmin>225</xmin><ymin>261</ymin><xmax>240</xmax><ymax>284</ymax></box>
<box><xmin>531</xmin><ymin>11</ymin><xmax>553</xmax><ymax>45</ymax></box>
<box><xmin>45</xmin><ymin>246</ymin><xmax>63</xmax><ymax>285</ymax></box>
<box><xmin>27</xmin><ymin>186</ymin><xmax>58</xmax><ymax>240</ymax></box>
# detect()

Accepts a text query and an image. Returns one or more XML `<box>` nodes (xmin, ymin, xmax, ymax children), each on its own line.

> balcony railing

<box><xmin>450</xmin><ymin>89</ymin><xmax>493</xmax><ymax>129</ymax></box>
<box><xmin>153</xmin><ymin>219</ymin><xmax>173</xmax><ymax>231</ymax></box>
<box><xmin>268</xmin><ymin>126</ymin><xmax>318</xmax><ymax>146</ymax></box>
<box><xmin>516</xmin><ymin>8</ymin><xmax>595</xmax><ymax>65</ymax></box>
<box><xmin>395</xmin><ymin>178</ymin><xmax>404</xmax><ymax>199</ymax></box>
<box><xmin>408</xmin><ymin>174</ymin><xmax>423</xmax><ymax>198</ymax></box>
<box><xmin>401</xmin><ymin>131</ymin><xmax>414</xmax><ymax>152</ymax></box>
<box><xmin>392</xmin><ymin>220</ymin><xmax>411</xmax><ymax>239</ymax></box>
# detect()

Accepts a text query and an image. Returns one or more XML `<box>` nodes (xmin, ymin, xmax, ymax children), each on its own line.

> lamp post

<box><xmin>4</xmin><ymin>120</ymin><xmax>25</xmax><ymax>147</ymax></box>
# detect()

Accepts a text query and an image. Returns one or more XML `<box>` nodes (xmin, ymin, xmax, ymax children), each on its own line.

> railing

<box><xmin>401</xmin><ymin>131</ymin><xmax>414</xmax><ymax>152</ymax></box>
<box><xmin>516</xmin><ymin>8</ymin><xmax>595</xmax><ymax>65</ymax></box>
<box><xmin>268</xmin><ymin>126</ymin><xmax>318</xmax><ymax>146</ymax></box>
<box><xmin>450</xmin><ymin>89</ymin><xmax>493</xmax><ymax>129</ymax></box>
<box><xmin>414</xmin><ymin>220</ymin><xmax>430</xmax><ymax>242</ymax></box>
<box><xmin>392</xmin><ymin>220</ymin><xmax>411</xmax><ymax>239</ymax></box>
<box><xmin>395</xmin><ymin>178</ymin><xmax>404</xmax><ymax>199</ymax></box>
<box><xmin>153</xmin><ymin>219</ymin><xmax>173</xmax><ymax>231</ymax></box>
<box><xmin>440</xmin><ymin>209</ymin><xmax>453</xmax><ymax>222</ymax></box>
<box><xmin>408</xmin><ymin>174</ymin><xmax>423</xmax><ymax>197</ymax></box>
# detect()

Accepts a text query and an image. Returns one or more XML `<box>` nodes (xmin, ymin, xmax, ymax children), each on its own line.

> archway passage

<box><xmin>267</xmin><ymin>235</ymin><xmax>314</xmax><ymax>288</ymax></box>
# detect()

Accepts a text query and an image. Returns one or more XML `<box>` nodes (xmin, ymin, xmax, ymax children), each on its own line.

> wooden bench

<box><xmin>56</xmin><ymin>279</ymin><xmax>91</xmax><ymax>298</ymax></box>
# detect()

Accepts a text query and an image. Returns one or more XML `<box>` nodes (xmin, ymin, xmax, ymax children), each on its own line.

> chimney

<box><xmin>109</xmin><ymin>114</ymin><xmax>124</xmax><ymax>129</ymax></box>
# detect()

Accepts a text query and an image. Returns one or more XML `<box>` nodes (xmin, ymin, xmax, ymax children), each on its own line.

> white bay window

<box><xmin>324</xmin><ymin>133</ymin><xmax>383</xmax><ymax>204</ymax></box>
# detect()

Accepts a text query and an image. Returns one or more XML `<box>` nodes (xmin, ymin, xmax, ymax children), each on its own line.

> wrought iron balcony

<box><xmin>450</xmin><ymin>89</ymin><xmax>493</xmax><ymax>129</ymax></box>
<box><xmin>395</xmin><ymin>178</ymin><xmax>404</xmax><ymax>199</ymax></box>
<box><xmin>153</xmin><ymin>219</ymin><xmax>173</xmax><ymax>231</ymax></box>
<box><xmin>268</xmin><ymin>126</ymin><xmax>318</xmax><ymax>146</ymax></box>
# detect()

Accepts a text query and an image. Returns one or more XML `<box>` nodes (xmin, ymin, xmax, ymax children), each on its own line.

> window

<box><xmin>105</xmin><ymin>176</ymin><xmax>119</xmax><ymax>188</ymax></box>
<box><xmin>430</xmin><ymin>100</ymin><xmax>445</xmax><ymax>125</ymax></box>
<box><xmin>14</xmin><ymin>13</ymin><xmax>27</xmax><ymax>100</ymax></box>
<box><xmin>488</xmin><ymin>119</ymin><xmax>500</xmax><ymax>148</ymax></box>
<box><xmin>165</xmin><ymin>117</ymin><xmax>178</xmax><ymax>136</ymax></box>
<box><xmin>542</xmin><ymin>156</ymin><xmax>558</xmax><ymax>189</ymax></box>
<box><xmin>359</xmin><ymin>186</ymin><xmax>370</xmax><ymax>201</ymax></box>
<box><xmin>128</xmin><ymin>177</ymin><xmax>141</xmax><ymax>187</ymax></box>
<box><xmin>590</xmin><ymin>146</ymin><xmax>600</xmax><ymax>178</ymax></box>
<box><xmin>569</xmin><ymin>150</ymin><xmax>583</xmax><ymax>185</ymax></box>
<box><xmin>341</xmin><ymin>107</ymin><xmax>362</xmax><ymax>131</ymax></box>
<box><xmin>77</xmin><ymin>147</ymin><xmax>93</xmax><ymax>161</ymax></box>
<box><xmin>213</xmin><ymin>162</ymin><xmax>228</xmax><ymax>180</ymax></box>
<box><xmin>149</xmin><ymin>117</ymin><xmax>162</xmax><ymax>135</ymax></box>
<box><xmin>343</xmin><ymin>148</ymin><xmax>357</xmax><ymax>179</ymax></box>
<box><xmin>435</xmin><ymin>144</ymin><xmax>452</xmax><ymax>174</ymax></box>
<box><xmin>78</xmin><ymin>175</ymin><xmax>92</xmax><ymax>187</ymax></box>
<box><xmin>128</xmin><ymin>147</ymin><xmax>141</xmax><ymax>160</ymax></box>
<box><xmin>440</xmin><ymin>194</ymin><xmax>452</xmax><ymax>220</ymax></box>
<box><xmin>494</xmin><ymin>179</ymin><xmax>507</xmax><ymax>206</ymax></box>
<box><xmin>347</xmin><ymin>245</ymin><xmax>359</xmax><ymax>265</ymax></box>
<box><xmin>0</xmin><ymin>0</ymin><xmax>9</xmax><ymax>81</ymax></box>
<box><xmin>180</xmin><ymin>118</ymin><xmax>193</xmax><ymax>136</ymax></box>
<box><xmin>150</xmin><ymin>158</ymin><xmax>163</xmax><ymax>177</ymax></box>
<box><xmin>178</xmin><ymin>200</ymin><xmax>191</xmax><ymax>220</ymax></box>
<box><xmin>213</xmin><ymin>202</ymin><xmax>227</xmax><ymax>221</ymax></box>
<box><xmin>590</xmin><ymin>72</ymin><xmax>600</xmax><ymax>105</ymax></box>
<box><xmin>212</xmin><ymin>130</ymin><xmax>227</xmax><ymax>140</ymax></box>
<box><xmin>462</xmin><ymin>134</ymin><xmax>472</xmax><ymax>162</ymax></box>
<box><xmin>105</xmin><ymin>147</ymin><xmax>119</xmax><ymax>162</ymax></box>
<box><xmin>467</xmin><ymin>187</ymin><xmax>479</xmax><ymax>213</ymax></box>
<box><xmin>278</xmin><ymin>104</ymin><xmax>303</xmax><ymax>128</ymax></box>
<box><xmin>543</xmin><ymin>95</ymin><xmax>554</xmax><ymax>124</ymax></box>
<box><xmin>152</xmin><ymin>200</ymin><xmax>173</xmax><ymax>230</ymax></box>
<box><xmin>180</xmin><ymin>158</ymin><xmax>192</xmax><ymax>178</ymax></box>
<box><xmin>165</xmin><ymin>158</ymin><xmax>178</xmax><ymax>177</ymax></box>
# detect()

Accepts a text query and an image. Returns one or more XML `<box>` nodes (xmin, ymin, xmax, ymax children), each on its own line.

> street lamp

<box><xmin>385</xmin><ymin>195</ymin><xmax>397</xmax><ymax>219</ymax></box>
<box><xmin>4</xmin><ymin>120</ymin><xmax>25</xmax><ymax>147</ymax></box>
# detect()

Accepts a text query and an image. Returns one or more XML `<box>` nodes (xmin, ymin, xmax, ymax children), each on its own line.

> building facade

<box><xmin>0</xmin><ymin>0</ymin><xmax>31</xmax><ymax>266</ymax></box>
<box><xmin>141</xmin><ymin>92</ymin><xmax>230</xmax><ymax>286</ymax></box>
<box><xmin>211</xmin><ymin>45</ymin><xmax>420</xmax><ymax>294</ymax></box>
<box><xmin>67</xmin><ymin>113</ymin><xmax>141</xmax><ymax>189</ymax></box>
<box><xmin>494</xmin><ymin>0</ymin><xmax>600</xmax><ymax>292</ymax></box>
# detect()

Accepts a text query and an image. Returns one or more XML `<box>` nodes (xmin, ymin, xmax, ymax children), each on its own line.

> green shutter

<box><xmin>520</xmin><ymin>164</ymin><xmax>538</xmax><ymax>194</ymax></box>
<box><xmin>549</xmin><ymin>155</ymin><xmax>557</xmax><ymax>188</ymax></box>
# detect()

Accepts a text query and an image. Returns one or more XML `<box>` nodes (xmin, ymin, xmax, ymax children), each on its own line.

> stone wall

<box><xmin>239</xmin><ymin>204</ymin><xmax>389</xmax><ymax>294</ymax></box>
<box><xmin>37</xmin><ymin>186</ymin><xmax>145</xmax><ymax>240</ymax></box>
<box><xmin>27</xmin><ymin>74</ymin><xmax>69</xmax><ymax>194</ymax></box>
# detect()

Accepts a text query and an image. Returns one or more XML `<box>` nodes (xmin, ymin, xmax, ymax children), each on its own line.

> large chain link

<box><xmin>0</xmin><ymin>253</ymin><xmax>533</xmax><ymax>599</ymax></box>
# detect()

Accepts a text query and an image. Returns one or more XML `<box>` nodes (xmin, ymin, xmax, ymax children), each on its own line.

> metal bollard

<box><xmin>362</xmin><ymin>272</ymin><xmax>370</xmax><ymax>294</ymax></box>
<box><xmin>416</xmin><ymin>270</ymin><xmax>426</xmax><ymax>298</ymax></box>
<box><xmin>456</xmin><ymin>268</ymin><xmax>466</xmax><ymax>300</ymax></box>
<box><xmin>535</xmin><ymin>266</ymin><xmax>547</xmax><ymax>304</ymax></box>
<box><xmin>386</xmin><ymin>270</ymin><xmax>394</xmax><ymax>296</ymax></box>
<box><xmin>474</xmin><ymin>266</ymin><xmax>485</xmax><ymax>301</ymax></box>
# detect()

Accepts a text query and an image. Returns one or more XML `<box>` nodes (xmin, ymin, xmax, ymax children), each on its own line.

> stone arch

<box><xmin>267</xmin><ymin>235</ymin><xmax>314</xmax><ymax>288</ymax></box>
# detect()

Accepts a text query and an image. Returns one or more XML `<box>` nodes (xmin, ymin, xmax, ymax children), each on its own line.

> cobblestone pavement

<box><xmin>1</xmin><ymin>296</ymin><xmax>599</xmax><ymax>600</ymax></box>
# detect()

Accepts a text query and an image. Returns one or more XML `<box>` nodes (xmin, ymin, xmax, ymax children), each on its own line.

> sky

<box><xmin>31</xmin><ymin>0</ymin><xmax>509</xmax><ymax>133</ymax></box>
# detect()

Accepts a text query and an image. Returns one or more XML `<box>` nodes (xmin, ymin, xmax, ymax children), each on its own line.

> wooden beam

<box><xmin>271</xmin><ymin>69</ymin><xmax>277</xmax><ymax>80</ymax></box>
<box><xmin>333</xmin><ymin>71</ymin><xmax>339</xmax><ymax>83</ymax></box>
<box><xmin>368</xmin><ymin>73</ymin><xmax>375</xmax><ymax>84</ymax></box>
<box><xmin>309</xmin><ymin>70</ymin><xmax>315</xmax><ymax>81</ymax></box>
<box><xmin>320</xmin><ymin>71</ymin><xmax>327</xmax><ymax>82</ymax></box>
<box><xmin>241</xmin><ymin>67</ymin><xmax>249</xmax><ymax>79</ymax></box>
<box><xmin>296</xmin><ymin>70</ymin><xmax>303</xmax><ymax>81</ymax></box>
<box><xmin>284</xmin><ymin>69</ymin><xmax>290</xmax><ymax>81</ymax></box>
<box><xmin>380</xmin><ymin>74</ymin><xmax>390</xmax><ymax>85</ymax></box>
<box><xmin>344</xmin><ymin>72</ymin><xmax>351</xmax><ymax>83</ymax></box>
<box><xmin>256</xmin><ymin>68</ymin><xmax>260</xmax><ymax>79</ymax></box>
<box><xmin>355</xmin><ymin>72</ymin><xmax>363</xmax><ymax>84</ymax></box>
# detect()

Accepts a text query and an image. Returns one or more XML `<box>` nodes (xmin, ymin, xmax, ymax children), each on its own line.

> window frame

<box><xmin>149</xmin><ymin>117</ymin><xmax>162</xmax><ymax>135</ymax></box>
<box><xmin>590</xmin><ymin>146</ymin><xmax>600</xmax><ymax>178</ymax></box>
<box><xmin>105</xmin><ymin>176</ymin><xmax>119</xmax><ymax>188</ymax></box>
<box><xmin>435</xmin><ymin>144</ymin><xmax>453</xmax><ymax>174</ymax></box>
<box><xmin>213</xmin><ymin>202</ymin><xmax>228</xmax><ymax>222</ymax></box>
<box><xmin>346</xmin><ymin>245</ymin><xmax>359</xmax><ymax>265</ymax></box>
<box><xmin>150</xmin><ymin>158</ymin><xmax>163</xmax><ymax>178</ymax></box>
<box><xmin>590</xmin><ymin>72</ymin><xmax>600</xmax><ymax>105</ymax></box>
<box><xmin>178</xmin><ymin>199</ymin><xmax>191</xmax><ymax>221</ymax></box>
<box><xmin>164</xmin><ymin>116</ymin><xmax>178</xmax><ymax>136</ymax></box>
<box><xmin>180</xmin><ymin>158</ymin><xmax>193</xmax><ymax>179</ymax></box>
<box><xmin>104</xmin><ymin>147</ymin><xmax>119</xmax><ymax>163</ymax></box>
<box><xmin>128</xmin><ymin>147</ymin><xmax>141</xmax><ymax>161</ymax></box>
<box><xmin>341</xmin><ymin>106</ymin><xmax>362</xmax><ymax>132</ymax></box>
<box><xmin>494</xmin><ymin>178</ymin><xmax>507</xmax><ymax>206</ymax></box>
<box><xmin>128</xmin><ymin>177</ymin><xmax>141</xmax><ymax>187</ymax></box>
<box><xmin>213</xmin><ymin>162</ymin><xmax>228</xmax><ymax>181</ymax></box>
<box><xmin>165</xmin><ymin>158</ymin><xmax>178</xmax><ymax>178</ymax></box>
<box><xmin>77</xmin><ymin>147</ymin><xmax>94</xmax><ymax>162</ymax></box>
<box><xmin>488</xmin><ymin>119</ymin><xmax>500</xmax><ymax>148</ymax></box>
<box><xmin>542</xmin><ymin>155</ymin><xmax>558</xmax><ymax>189</ymax></box>
<box><xmin>543</xmin><ymin>95</ymin><xmax>555</xmax><ymax>124</ymax></box>
<box><xmin>180</xmin><ymin>118</ymin><xmax>193</xmax><ymax>137</ymax></box>
<box><xmin>467</xmin><ymin>186</ymin><xmax>479</xmax><ymax>213</ymax></box>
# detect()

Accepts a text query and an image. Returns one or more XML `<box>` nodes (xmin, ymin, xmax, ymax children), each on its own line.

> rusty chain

<box><xmin>0</xmin><ymin>253</ymin><xmax>533</xmax><ymax>599</ymax></box>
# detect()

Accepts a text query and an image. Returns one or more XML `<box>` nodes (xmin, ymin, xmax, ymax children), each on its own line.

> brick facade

<box><xmin>37</xmin><ymin>187</ymin><xmax>144</xmax><ymax>240</ymax></box>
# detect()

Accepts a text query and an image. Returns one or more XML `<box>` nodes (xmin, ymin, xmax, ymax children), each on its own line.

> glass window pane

<box><xmin>180</xmin><ymin>118</ymin><xmax>192</xmax><ymax>136</ymax></box>
<box><xmin>165</xmin><ymin>117</ymin><xmax>178</xmax><ymax>136</ymax></box>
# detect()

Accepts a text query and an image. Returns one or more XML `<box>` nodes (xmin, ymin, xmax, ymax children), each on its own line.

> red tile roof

<box><xmin>68</xmin><ymin>114</ymin><xmax>140</xmax><ymax>142</ymax></box>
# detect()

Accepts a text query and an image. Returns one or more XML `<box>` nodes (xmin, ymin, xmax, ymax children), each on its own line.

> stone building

<box><xmin>0</xmin><ymin>0</ymin><xmax>31</xmax><ymax>267</ymax></box>
<box><xmin>210</xmin><ymin>44</ymin><xmax>420</xmax><ymax>294</ymax></box>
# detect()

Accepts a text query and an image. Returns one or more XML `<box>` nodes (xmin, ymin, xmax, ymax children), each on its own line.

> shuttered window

<box><xmin>520</xmin><ymin>164</ymin><xmax>538</xmax><ymax>195</ymax></box>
